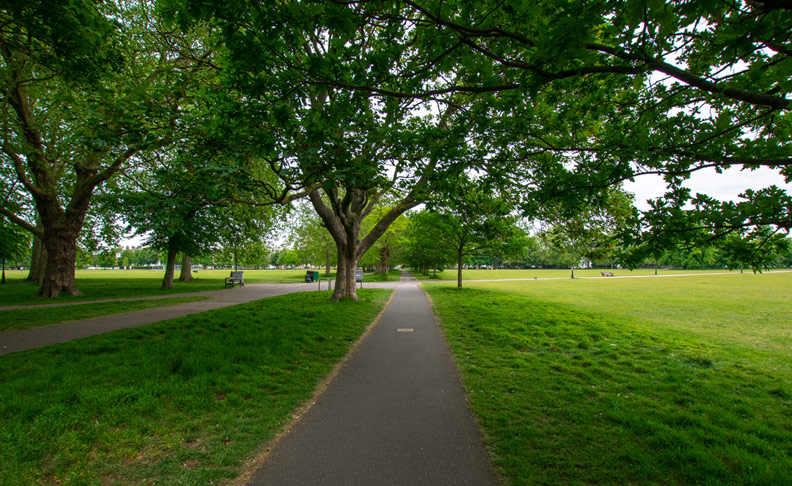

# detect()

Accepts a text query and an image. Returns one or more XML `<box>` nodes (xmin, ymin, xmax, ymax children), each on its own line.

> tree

<box><xmin>289</xmin><ymin>203</ymin><xmax>337</xmax><ymax>274</ymax></box>
<box><xmin>0</xmin><ymin>217</ymin><xmax>29</xmax><ymax>283</ymax></box>
<box><xmin>160</xmin><ymin>1</ymin><xmax>482</xmax><ymax>300</ymax></box>
<box><xmin>0</xmin><ymin>1</ymin><xmax>210</xmax><ymax>296</ymax></box>
<box><xmin>426</xmin><ymin>177</ymin><xmax>523</xmax><ymax>287</ymax></box>
<box><xmin>360</xmin><ymin>207</ymin><xmax>409</xmax><ymax>275</ymax></box>
<box><xmin>294</xmin><ymin>1</ymin><xmax>792</xmax><ymax>262</ymax></box>
<box><xmin>405</xmin><ymin>211</ymin><xmax>455</xmax><ymax>277</ymax></box>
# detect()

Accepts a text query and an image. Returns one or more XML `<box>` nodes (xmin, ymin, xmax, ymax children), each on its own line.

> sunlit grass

<box><xmin>424</xmin><ymin>272</ymin><xmax>792</xmax><ymax>485</ymax></box>
<box><xmin>410</xmin><ymin>267</ymin><xmax>759</xmax><ymax>281</ymax></box>
<box><xmin>0</xmin><ymin>289</ymin><xmax>392</xmax><ymax>485</ymax></box>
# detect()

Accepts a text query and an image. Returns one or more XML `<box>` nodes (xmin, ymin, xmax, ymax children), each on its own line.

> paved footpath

<box><xmin>250</xmin><ymin>272</ymin><xmax>496</xmax><ymax>486</ymax></box>
<box><xmin>0</xmin><ymin>281</ymin><xmax>393</xmax><ymax>356</ymax></box>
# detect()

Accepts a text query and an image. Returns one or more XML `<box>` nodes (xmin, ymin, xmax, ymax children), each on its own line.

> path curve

<box><xmin>0</xmin><ymin>281</ymin><xmax>399</xmax><ymax>356</ymax></box>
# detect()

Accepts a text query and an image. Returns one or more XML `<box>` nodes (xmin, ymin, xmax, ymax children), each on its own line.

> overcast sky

<box><xmin>623</xmin><ymin>166</ymin><xmax>791</xmax><ymax>211</ymax></box>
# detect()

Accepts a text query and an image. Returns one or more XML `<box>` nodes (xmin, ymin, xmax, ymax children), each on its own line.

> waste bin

<box><xmin>305</xmin><ymin>270</ymin><xmax>319</xmax><ymax>282</ymax></box>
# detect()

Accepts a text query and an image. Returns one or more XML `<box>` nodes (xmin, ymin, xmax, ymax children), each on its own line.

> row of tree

<box><xmin>2</xmin><ymin>1</ymin><xmax>790</xmax><ymax>299</ymax></box>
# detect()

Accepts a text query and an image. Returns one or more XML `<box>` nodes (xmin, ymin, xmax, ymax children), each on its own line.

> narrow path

<box><xmin>249</xmin><ymin>271</ymin><xmax>496</xmax><ymax>486</ymax></box>
<box><xmin>0</xmin><ymin>281</ymin><xmax>396</xmax><ymax>356</ymax></box>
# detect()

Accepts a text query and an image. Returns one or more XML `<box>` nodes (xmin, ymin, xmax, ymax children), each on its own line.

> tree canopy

<box><xmin>1</xmin><ymin>0</ymin><xmax>790</xmax><ymax>298</ymax></box>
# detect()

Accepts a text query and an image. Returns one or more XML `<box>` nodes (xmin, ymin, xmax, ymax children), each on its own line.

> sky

<box><xmin>623</xmin><ymin>166</ymin><xmax>791</xmax><ymax>211</ymax></box>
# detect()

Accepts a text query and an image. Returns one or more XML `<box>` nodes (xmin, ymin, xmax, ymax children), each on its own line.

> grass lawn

<box><xmin>0</xmin><ymin>296</ymin><xmax>212</xmax><ymax>332</ymax></box>
<box><xmin>0</xmin><ymin>288</ymin><xmax>392</xmax><ymax>485</ymax></box>
<box><xmin>364</xmin><ymin>269</ymin><xmax>402</xmax><ymax>282</ymax></box>
<box><xmin>0</xmin><ymin>269</ymin><xmax>335</xmax><ymax>306</ymax></box>
<box><xmin>410</xmin><ymin>267</ymin><xmax>760</xmax><ymax>281</ymax></box>
<box><xmin>423</xmin><ymin>272</ymin><xmax>792</xmax><ymax>485</ymax></box>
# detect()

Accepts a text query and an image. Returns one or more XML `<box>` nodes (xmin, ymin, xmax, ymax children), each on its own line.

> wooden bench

<box><xmin>601</xmin><ymin>271</ymin><xmax>614</xmax><ymax>277</ymax></box>
<box><xmin>225</xmin><ymin>271</ymin><xmax>244</xmax><ymax>287</ymax></box>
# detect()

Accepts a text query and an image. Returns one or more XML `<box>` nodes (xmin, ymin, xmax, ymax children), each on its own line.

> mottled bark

<box><xmin>39</xmin><ymin>226</ymin><xmax>83</xmax><ymax>297</ymax></box>
<box><xmin>26</xmin><ymin>234</ymin><xmax>46</xmax><ymax>284</ymax></box>
<box><xmin>179</xmin><ymin>254</ymin><xmax>194</xmax><ymax>282</ymax></box>
<box><xmin>162</xmin><ymin>247</ymin><xmax>177</xmax><ymax>289</ymax></box>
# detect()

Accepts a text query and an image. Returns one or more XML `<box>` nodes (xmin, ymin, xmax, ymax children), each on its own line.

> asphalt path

<box><xmin>0</xmin><ymin>280</ymin><xmax>398</xmax><ymax>356</ymax></box>
<box><xmin>249</xmin><ymin>272</ymin><xmax>496</xmax><ymax>486</ymax></box>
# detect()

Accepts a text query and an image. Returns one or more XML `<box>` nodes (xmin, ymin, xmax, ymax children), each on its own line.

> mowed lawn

<box><xmin>411</xmin><ymin>267</ymin><xmax>754</xmax><ymax>281</ymax></box>
<box><xmin>0</xmin><ymin>269</ymin><xmax>334</xmax><ymax>307</ymax></box>
<box><xmin>423</xmin><ymin>272</ymin><xmax>792</xmax><ymax>485</ymax></box>
<box><xmin>0</xmin><ymin>289</ymin><xmax>393</xmax><ymax>485</ymax></box>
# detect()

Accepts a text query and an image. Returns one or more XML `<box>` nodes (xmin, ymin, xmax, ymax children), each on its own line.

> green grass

<box><xmin>0</xmin><ymin>269</ymin><xmax>335</xmax><ymax>306</ymax></box>
<box><xmin>364</xmin><ymin>269</ymin><xmax>402</xmax><ymax>282</ymax></box>
<box><xmin>410</xmin><ymin>267</ymin><xmax>754</xmax><ymax>281</ymax></box>
<box><xmin>0</xmin><ymin>288</ymin><xmax>392</xmax><ymax>485</ymax></box>
<box><xmin>423</xmin><ymin>273</ymin><xmax>792</xmax><ymax>485</ymax></box>
<box><xmin>0</xmin><ymin>296</ymin><xmax>212</xmax><ymax>332</ymax></box>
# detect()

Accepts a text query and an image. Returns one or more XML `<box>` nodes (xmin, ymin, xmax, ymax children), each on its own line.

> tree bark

<box><xmin>457</xmin><ymin>247</ymin><xmax>464</xmax><ymax>288</ymax></box>
<box><xmin>325</xmin><ymin>246</ymin><xmax>332</xmax><ymax>275</ymax></box>
<box><xmin>26</xmin><ymin>233</ymin><xmax>46</xmax><ymax>284</ymax></box>
<box><xmin>162</xmin><ymin>247</ymin><xmax>178</xmax><ymax>289</ymax></box>
<box><xmin>38</xmin><ymin>226</ymin><xmax>83</xmax><ymax>297</ymax></box>
<box><xmin>376</xmin><ymin>245</ymin><xmax>389</xmax><ymax>275</ymax></box>
<box><xmin>333</xmin><ymin>243</ymin><xmax>359</xmax><ymax>301</ymax></box>
<box><xmin>179</xmin><ymin>254</ymin><xmax>194</xmax><ymax>282</ymax></box>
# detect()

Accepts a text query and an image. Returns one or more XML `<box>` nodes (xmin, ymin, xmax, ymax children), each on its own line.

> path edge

<box><xmin>223</xmin><ymin>289</ymin><xmax>398</xmax><ymax>486</ymax></box>
<box><xmin>419</xmin><ymin>283</ymin><xmax>502</xmax><ymax>485</ymax></box>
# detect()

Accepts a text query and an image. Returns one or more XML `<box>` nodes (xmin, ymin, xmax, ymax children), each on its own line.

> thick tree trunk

<box><xmin>331</xmin><ymin>243</ymin><xmax>359</xmax><ymax>301</ymax></box>
<box><xmin>162</xmin><ymin>247</ymin><xmax>178</xmax><ymax>289</ymax></box>
<box><xmin>26</xmin><ymin>234</ymin><xmax>46</xmax><ymax>284</ymax></box>
<box><xmin>38</xmin><ymin>228</ymin><xmax>82</xmax><ymax>297</ymax></box>
<box><xmin>179</xmin><ymin>254</ymin><xmax>194</xmax><ymax>282</ymax></box>
<box><xmin>433</xmin><ymin>262</ymin><xmax>437</xmax><ymax>278</ymax></box>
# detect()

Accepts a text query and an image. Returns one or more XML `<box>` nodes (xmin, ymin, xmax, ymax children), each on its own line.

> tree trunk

<box><xmin>376</xmin><ymin>245</ymin><xmax>389</xmax><ymax>275</ymax></box>
<box><xmin>162</xmin><ymin>247</ymin><xmax>178</xmax><ymax>289</ymax></box>
<box><xmin>332</xmin><ymin>243</ymin><xmax>359</xmax><ymax>301</ymax></box>
<box><xmin>325</xmin><ymin>246</ymin><xmax>332</xmax><ymax>275</ymax></box>
<box><xmin>2</xmin><ymin>258</ymin><xmax>5</xmax><ymax>284</ymax></box>
<box><xmin>308</xmin><ymin>187</ymin><xmax>418</xmax><ymax>302</ymax></box>
<box><xmin>179</xmin><ymin>254</ymin><xmax>194</xmax><ymax>282</ymax></box>
<box><xmin>38</xmin><ymin>228</ymin><xmax>82</xmax><ymax>297</ymax></box>
<box><xmin>26</xmin><ymin>234</ymin><xmax>46</xmax><ymax>284</ymax></box>
<box><xmin>457</xmin><ymin>249</ymin><xmax>463</xmax><ymax>288</ymax></box>
<box><xmin>433</xmin><ymin>262</ymin><xmax>437</xmax><ymax>278</ymax></box>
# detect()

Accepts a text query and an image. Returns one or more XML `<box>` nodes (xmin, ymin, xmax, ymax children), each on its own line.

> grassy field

<box><xmin>423</xmin><ymin>272</ymin><xmax>792</xmax><ymax>485</ymax></box>
<box><xmin>0</xmin><ymin>269</ymin><xmax>336</xmax><ymax>306</ymax></box>
<box><xmin>0</xmin><ymin>296</ymin><xmax>212</xmax><ymax>332</ymax></box>
<box><xmin>410</xmin><ymin>267</ymin><xmax>765</xmax><ymax>281</ymax></box>
<box><xmin>0</xmin><ymin>288</ymin><xmax>392</xmax><ymax>485</ymax></box>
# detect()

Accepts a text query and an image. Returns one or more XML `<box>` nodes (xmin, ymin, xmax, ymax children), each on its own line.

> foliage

<box><xmin>0</xmin><ymin>217</ymin><xmax>29</xmax><ymax>267</ymax></box>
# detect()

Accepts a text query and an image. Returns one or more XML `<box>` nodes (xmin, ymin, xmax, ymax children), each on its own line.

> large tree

<box><xmin>0</xmin><ymin>1</ymin><xmax>213</xmax><ymax>296</ymax></box>
<box><xmin>306</xmin><ymin>1</ymin><xmax>792</xmax><ymax>256</ymax></box>
<box><xmin>162</xmin><ymin>1</ymin><xmax>479</xmax><ymax>300</ymax></box>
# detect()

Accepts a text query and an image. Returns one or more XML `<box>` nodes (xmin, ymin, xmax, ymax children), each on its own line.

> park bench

<box><xmin>225</xmin><ymin>271</ymin><xmax>244</xmax><ymax>287</ymax></box>
<box><xmin>601</xmin><ymin>271</ymin><xmax>614</xmax><ymax>277</ymax></box>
